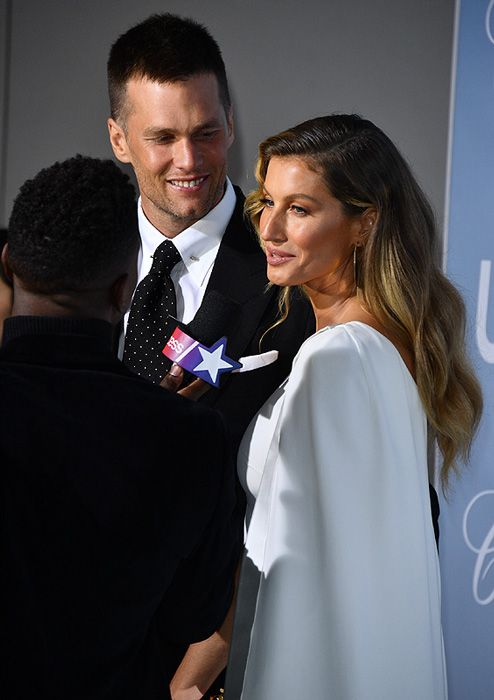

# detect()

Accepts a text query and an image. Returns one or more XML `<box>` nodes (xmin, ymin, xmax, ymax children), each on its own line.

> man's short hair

<box><xmin>8</xmin><ymin>155</ymin><xmax>138</xmax><ymax>293</ymax></box>
<box><xmin>107</xmin><ymin>13</ymin><xmax>231</xmax><ymax>123</ymax></box>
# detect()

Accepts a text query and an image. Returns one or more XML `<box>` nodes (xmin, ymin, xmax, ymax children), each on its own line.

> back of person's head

<box><xmin>247</xmin><ymin>114</ymin><xmax>482</xmax><ymax>485</ymax></box>
<box><xmin>7</xmin><ymin>155</ymin><xmax>138</xmax><ymax>294</ymax></box>
<box><xmin>107</xmin><ymin>13</ymin><xmax>231</xmax><ymax>124</ymax></box>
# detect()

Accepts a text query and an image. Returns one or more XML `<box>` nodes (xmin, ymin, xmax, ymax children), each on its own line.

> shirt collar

<box><xmin>138</xmin><ymin>179</ymin><xmax>236</xmax><ymax>287</ymax></box>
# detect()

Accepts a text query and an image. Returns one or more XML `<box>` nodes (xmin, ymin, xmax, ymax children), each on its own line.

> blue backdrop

<box><xmin>440</xmin><ymin>1</ymin><xmax>494</xmax><ymax>698</ymax></box>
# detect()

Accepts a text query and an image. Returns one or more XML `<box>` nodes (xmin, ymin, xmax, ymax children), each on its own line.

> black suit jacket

<box><xmin>0</xmin><ymin>316</ymin><xmax>240</xmax><ymax>700</ymax></box>
<box><xmin>196</xmin><ymin>187</ymin><xmax>315</xmax><ymax>450</ymax></box>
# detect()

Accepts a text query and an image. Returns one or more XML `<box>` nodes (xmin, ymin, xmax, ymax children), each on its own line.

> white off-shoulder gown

<box><xmin>229</xmin><ymin>322</ymin><xmax>447</xmax><ymax>700</ymax></box>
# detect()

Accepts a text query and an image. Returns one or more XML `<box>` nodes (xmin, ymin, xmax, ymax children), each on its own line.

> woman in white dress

<box><xmin>225</xmin><ymin>115</ymin><xmax>482</xmax><ymax>700</ymax></box>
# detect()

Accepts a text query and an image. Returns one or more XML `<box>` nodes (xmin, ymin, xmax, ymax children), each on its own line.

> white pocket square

<box><xmin>233</xmin><ymin>350</ymin><xmax>279</xmax><ymax>373</ymax></box>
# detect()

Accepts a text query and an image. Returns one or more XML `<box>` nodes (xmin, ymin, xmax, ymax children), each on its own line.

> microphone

<box><xmin>162</xmin><ymin>291</ymin><xmax>243</xmax><ymax>387</ymax></box>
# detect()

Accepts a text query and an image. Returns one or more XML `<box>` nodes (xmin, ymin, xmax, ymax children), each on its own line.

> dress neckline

<box><xmin>311</xmin><ymin>320</ymin><xmax>417</xmax><ymax>386</ymax></box>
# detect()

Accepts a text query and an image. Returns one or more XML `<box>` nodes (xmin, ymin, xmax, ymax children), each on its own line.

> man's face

<box><xmin>108</xmin><ymin>73</ymin><xmax>234</xmax><ymax>237</ymax></box>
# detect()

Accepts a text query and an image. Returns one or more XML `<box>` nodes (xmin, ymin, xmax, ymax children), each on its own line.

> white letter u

<box><xmin>477</xmin><ymin>260</ymin><xmax>494</xmax><ymax>364</ymax></box>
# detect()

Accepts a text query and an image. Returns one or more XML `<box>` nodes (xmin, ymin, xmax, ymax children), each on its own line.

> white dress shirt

<box><xmin>120</xmin><ymin>179</ymin><xmax>236</xmax><ymax>356</ymax></box>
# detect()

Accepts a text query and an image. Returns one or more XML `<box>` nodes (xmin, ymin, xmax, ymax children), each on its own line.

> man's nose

<box><xmin>173</xmin><ymin>138</ymin><xmax>202</xmax><ymax>171</ymax></box>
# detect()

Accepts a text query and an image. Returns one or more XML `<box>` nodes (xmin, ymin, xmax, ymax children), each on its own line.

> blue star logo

<box><xmin>192</xmin><ymin>337</ymin><xmax>242</xmax><ymax>387</ymax></box>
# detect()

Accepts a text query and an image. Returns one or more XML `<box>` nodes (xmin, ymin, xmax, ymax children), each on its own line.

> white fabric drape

<box><xmin>234</xmin><ymin>322</ymin><xmax>447</xmax><ymax>700</ymax></box>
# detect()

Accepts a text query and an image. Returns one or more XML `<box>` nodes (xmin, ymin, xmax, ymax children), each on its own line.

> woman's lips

<box><xmin>266</xmin><ymin>246</ymin><xmax>295</xmax><ymax>266</ymax></box>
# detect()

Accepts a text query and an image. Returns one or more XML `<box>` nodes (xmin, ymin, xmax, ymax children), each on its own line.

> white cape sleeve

<box><xmin>241</xmin><ymin>324</ymin><xmax>447</xmax><ymax>700</ymax></box>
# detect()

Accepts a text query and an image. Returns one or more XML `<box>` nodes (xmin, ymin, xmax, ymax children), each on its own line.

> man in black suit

<box><xmin>106</xmin><ymin>13</ymin><xmax>315</xmax><ymax>451</ymax></box>
<box><xmin>0</xmin><ymin>156</ymin><xmax>240</xmax><ymax>700</ymax></box>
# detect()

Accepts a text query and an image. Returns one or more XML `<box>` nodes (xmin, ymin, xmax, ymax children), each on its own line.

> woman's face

<box><xmin>258</xmin><ymin>156</ymin><xmax>363</xmax><ymax>293</ymax></box>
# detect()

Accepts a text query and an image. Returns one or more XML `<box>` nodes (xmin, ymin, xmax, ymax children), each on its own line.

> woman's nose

<box><xmin>259</xmin><ymin>207</ymin><xmax>286</xmax><ymax>242</ymax></box>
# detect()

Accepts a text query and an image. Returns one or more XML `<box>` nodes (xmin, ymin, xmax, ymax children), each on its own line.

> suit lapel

<box><xmin>204</xmin><ymin>187</ymin><xmax>276</xmax><ymax>359</ymax></box>
<box><xmin>206</xmin><ymin>187</ymin><xmax>266</xmax><ymax>303</ymax></box>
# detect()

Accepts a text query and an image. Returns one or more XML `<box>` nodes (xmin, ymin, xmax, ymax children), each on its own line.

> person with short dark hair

<box><xmin>6</xmin><ymin>156</ymin><xmax>138</xmax><ymax>297</ymax></box>
<box><xmin>108</xmin><ymin>13</ymin><xmax>231</xmax><ymax>124</ymax></box>
<box><xmin>0</xmin><ymin>155</ymin><xmax>240</xmax><ymax>700</ymax></box>
<box><xmin>107</xmin><ymin>16</ymin><xmax>314</xmax><ymax>697</ymax></box>
<box><xmin>106</xmin><ymin>13</ymin><xmax>315</xmax><ymax>450</ymax></box>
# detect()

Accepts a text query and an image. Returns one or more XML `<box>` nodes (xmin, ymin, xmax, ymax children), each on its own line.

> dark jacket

<box><xmin>0</xmin><ymin>316</ymin><xmax>240</xmax><ymax>700</ymax></box>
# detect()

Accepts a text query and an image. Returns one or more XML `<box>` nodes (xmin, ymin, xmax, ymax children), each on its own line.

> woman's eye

<box><xmin>260</xmin><ymin>197</ymin><xmax>274</xmax><ymax>208</ymax></box>
<box><xmin>291</xmin><ymin>205</ymin><xmax>307</xmax><ymax>215</ymax></box>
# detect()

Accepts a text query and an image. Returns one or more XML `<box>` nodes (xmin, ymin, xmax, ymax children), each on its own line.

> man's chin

<box><xmin>162</xmin><ymin>202</ymin><xmax>212</xmax><ymax>225</ymax></box>
<box><xmin>169</xmin><ymin>208</ymin><xmax>207</xmax><ymax>225</ymax></box>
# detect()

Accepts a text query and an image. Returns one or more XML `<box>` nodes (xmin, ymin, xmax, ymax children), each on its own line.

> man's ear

<box><xmin>1</xmin><ymin>243</ymin><xmax>13</xmax><ymax>283</ymax></box>
<box><xmin>226</xmin><ymin>107</ymin><xmax>235</xmax><ymax>149</ymax></box>
<box><xmin>107</xmin><ymin>118</ymin><xmax>131</xmax><ymax>164</ymax></box>
<box><xmin>109</xmin><ymin>272</ymin><xmax>133</xmax><ymax>320</ymax></box>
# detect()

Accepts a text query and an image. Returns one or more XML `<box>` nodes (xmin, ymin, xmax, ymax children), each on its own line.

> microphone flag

<box><xmin>162</xmin><ymin>325</ymin><xmax>242</xmax><ymax>387</ymax></box>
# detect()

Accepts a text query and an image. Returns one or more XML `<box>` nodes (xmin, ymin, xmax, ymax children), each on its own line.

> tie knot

<box><xmin>150</xmin><ymin>239</ymin><xmax>181</xmax><ymax>276</ymax></box>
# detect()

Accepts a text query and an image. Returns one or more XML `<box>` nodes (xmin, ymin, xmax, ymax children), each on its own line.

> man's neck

<box><xmin>139</xmin><ymin>181</ymin><xmax>229</xmax><ymax>238</ymax></box>
<box><xmin>11</xmin><ymin>288</ymin><xmax>111</xmax><ymax>322</ymax></box>
<box><xmin>140</xmin><ymin>199</ymin><xmax>201</xmax><ymax>239</ymax></box>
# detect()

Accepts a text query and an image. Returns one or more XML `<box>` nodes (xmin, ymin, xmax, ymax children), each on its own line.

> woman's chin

<box><xmin>267</xmin><ymin>267</ymin><xmax>297</xmax><ymax>287</ymax></box>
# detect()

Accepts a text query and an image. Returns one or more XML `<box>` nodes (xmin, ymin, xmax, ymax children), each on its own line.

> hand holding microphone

<box><xmin>159</xmin><ymin>364</ymin><xmax>211</xmax><ymax>400</ymax></box>
<box><xmin>160</xmin><ymin>291</ymin><xmax>242</xmax><ymax>396</ymax></box>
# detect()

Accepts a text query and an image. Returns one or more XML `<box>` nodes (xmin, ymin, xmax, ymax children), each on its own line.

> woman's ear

<box><xmin>361</xmin><ymin>207</ymin><xmax>378</xmax><ymax>234</ymax></box>
<box><xmin>355</xmin><ymin>207</ymin><xmax>378</xmax><ymax>246</ymax></box>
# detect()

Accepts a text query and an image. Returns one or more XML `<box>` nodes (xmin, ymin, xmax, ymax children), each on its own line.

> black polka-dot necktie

<box><xmin>123</xmin><ymin>239</ymin><xmax>181</xmax><ymax>383</ymax></box>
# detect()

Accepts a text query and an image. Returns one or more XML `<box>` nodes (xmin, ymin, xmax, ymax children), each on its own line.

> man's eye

<box><xmin>197</xmin><ymin>130</ymin><xmax>219</xmax><ymax>140</ymax></box>
<box><xmin>154</xmin><ymin>135</ymin><xmax>174</xmax><ymax>144</ymax></box>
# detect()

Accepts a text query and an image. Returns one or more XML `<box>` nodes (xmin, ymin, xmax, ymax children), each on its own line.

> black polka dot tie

<box><xmin>123</xmin><ymin>239</ymin><xmax>181</xmax><ymax>383</ymax></box>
